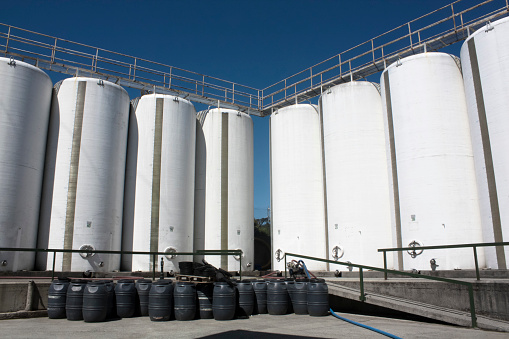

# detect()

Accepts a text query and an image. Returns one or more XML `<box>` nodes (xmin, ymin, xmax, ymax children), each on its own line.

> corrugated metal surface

<box><xmin>125</xmin><ymin>94</ymin><xmax>196</xmax><ymax>272</ymax></box>
<box><xmin>44</xmin><ymin>77</ymin><xmax>129</xmax><ymax>272</ymax></box>
<box><xmin>461</xmin><ymin>17</ymin><xmax>509</xmax><ymax>269</ymax></box>
<box><xmin>381</xmin><ymin>52</ymin><xmax>484</xmax><ymax>270</ymax></box>
<box><xmin>0</xmin><ymin>58</ymin><xmax>52</xmax><ymax>271</ymax></box>
<box><xmin>270</xmin><ymin>104</ymin><xmax>327</xmax><ymax>271</ymax></box>
<box><xmin>320</xmin><ymin>82</ymin><xmax>393</xmax><ymax>270</ymax></box>
<box><xmin>194</xmin><ymin>108</ymin><xmax>254</xmax><ymax>271</ymax></box>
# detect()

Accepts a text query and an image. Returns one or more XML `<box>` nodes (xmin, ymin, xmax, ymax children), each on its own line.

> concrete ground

<box><xmin>1</xmin><ymin>312</ymin><xmax>508</xmax><ymax>339</ymax></box>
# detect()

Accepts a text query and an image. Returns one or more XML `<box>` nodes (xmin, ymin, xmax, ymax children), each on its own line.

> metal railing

<box><xmin>0</xmin><ymin>23</ymin><xmax>262</xmax><ymax>116</ymax></box>
<box><xmin>261</xmin><ymin>0</ymin><xmax>509</xmax><ymax>115</ymax></box>
<box><xmin>1</xmin><ymin>0</ymin><xmax>508</xmax><ymax>117</ymax></box>
<box><xmin>378</xmin><ymin>241</ymin><xmax>509</xmax><ymax>281</ymax></box>
<box><xmin>0</xmin><ymin>247</ymin><xmax>243</xmax><ymax>281</ymax></box>
<box><xmin>284</xmin><ymin>252</ymin><xmax>478</xmax><ymax>328</ymax></box>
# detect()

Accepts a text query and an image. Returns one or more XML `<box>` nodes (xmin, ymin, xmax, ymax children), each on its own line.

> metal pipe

<box><xmin>51</xmin><ymin>251</ymin><xmax>56</xmax><ymax>281</ymax></box>
<box><xmin>383</xmin><ymin>251</ymin><xmax>388</xmax><ymax>280</ymax></box>
<box><xmin>473</xmin><ymin>247</ymin><xmax>480</xmax><ymax>281</ymax></box>
<box><xmin>359</xmin><ymin>267</ymin><xmax>366</xmax><ymax>301</ymax></box>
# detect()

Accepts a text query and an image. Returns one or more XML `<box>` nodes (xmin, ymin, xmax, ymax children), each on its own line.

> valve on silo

<box><xmin>346</xmin><ymin>261</ymin><xmax>353</xmax><ymax>272</ymax></box>
<box><xmin>1</xmin><ymin>260</ymin><xmax>7</xmax><ymax>266</ymax></box>
<box><xmin>79</xmin><ymin>244</ymin><xmax>95</xmax><ymax>259</ymax></box>
<box><xmin>164</xmin><ymin>246</ymin><xmax>177</xmax><ymax>260</ymax></box>
<box><xmin>407</xmin><ymin>240</ymin><xmax>423</xmax><ymax>258</ymax></box>
<box><xmin>430</xmin><ymin>258</ymin><xmax>439</xmax><ymax>271</ymax></box>
<box><xmin>332</xmin><ymin>246</ymin><xmax>344</xmax><ymax>260</ymax></box>
<box><xmin>8</xmin><ymin>57</ymin><xmax>16</xmax><ymax>66</ymax></box>
<box><xmin>275</xmin><ymin>249</ymin><xmax>284</xmax><ymax>262</ymax></box>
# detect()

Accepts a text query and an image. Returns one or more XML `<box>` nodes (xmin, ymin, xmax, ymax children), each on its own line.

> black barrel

<box><xmin>135</xmin><ymin>279</ymin><xmax>152</xmax><ymax>316</ymax></box>
<box><xmin>252</xmin><ymin>280</ymin><xmax>267</xmax><ymax>314</ymax></box>
<box><xmin>212</xmin><ymin>282</ymin><xmax>236</xmax><ymax>320</ymax></box>
<box><xmin>292</xmin><ymin>279</ymin><xmax>309</xmax><ymax>315</ymax></box>
<box><xmin>237</xmin><ymin>280</ymin><xmax>254</xmax><ymax>317</ymax></box>
<box><xmin>179</xmin><ymin>261</ymin><xmax>194</xmax><ymax>275</ymax></box>
<box><xmin>83</xmin><ymin>281</ymin><xmax>108</xmax><ymax>322</ymax></box>
<box><xmin>115</xmin><ymin>279</ymin><xmax>137</xmax><ymax>318</ymax></box>
<box><xmin>307</xmin><ymin>279</ymin><xmax>329</xmax><ymax>316</ymax></box>
<box><xmin>196</xmin><ymin>283</ymin><xmax>214</xmax><ymax>319</ymax></box>
<box><xmin>149</xmin><ymin>280</ymin><xmax>174</xmax><ymax>321</ymax></box>
<box><xmin>285</xmin><ymin>278</ymin><xmax>295</xmax><ymax>314</ymax></box>
<box><xmin>267</xmin><ymin>280</ymin><xmax>288</xmax><ymax>315</ymax></box>
<box><xmin>66</xmin><ymin>280</ymin><xmax>87</xmax><ymax>321</ymax></box>
<box><xmin>100</xmin><ymin>280</ymin><xmax>116</xmax><ymax>319</ymax></box>
<box><xmin>48</xmin><ymin>277</ymin><xmax>70</xmax><ymax>319</ymax></box>
<box><xmin>174</xmin><ymin>282</ymin><xmax>196</xmax><ymax>321</ymax></box>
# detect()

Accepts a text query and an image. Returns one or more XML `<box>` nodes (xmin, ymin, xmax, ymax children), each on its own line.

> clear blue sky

<box><xmin>1</xmin><ymin>0</ymin><xmax>464</xmax><ymax>219</ymax></box>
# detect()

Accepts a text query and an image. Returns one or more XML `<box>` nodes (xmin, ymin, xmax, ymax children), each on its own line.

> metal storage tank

<box><xmin>0</xmin><ymin>57</ymin><xmax>52</xmax><ymax>271</ymax></box>
<box><xmin>270</xmin><ymin>104</ymin><xmax>327</xmax><ymax>271</ymax></box>
<box><xmin>319</xmin><ymin>82</ymin><xmax>393</xmax><ymax>270</ymax></box>
<box><xmin>194</xmin><ymin>108</ymin><xmax>254</xmax><ymax>271</ymax></box>
<box><xmin>124</xmin><ymin>94</ymin><xmax>196</xmax><ymax>272</ymax></box>
<box><xmin>42</xmin><ymin>77</ymin><xmax>129</xmax><ymax>272</ymax></box>
<box><xmin>381</xmin><ymin>52</ymin><xmax>485</xmax><ymax>270</ymax></box>
<box><xmin>461</xmin><ymin>18</ymin><xmax>509</xmax><ymax>269</ymax></box>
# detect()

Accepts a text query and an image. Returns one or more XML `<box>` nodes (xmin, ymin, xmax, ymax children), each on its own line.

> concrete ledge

<box><xmin>0</xmin><ymin>310</ymin><xmax>48</xmax><ymax>320</ymax></box>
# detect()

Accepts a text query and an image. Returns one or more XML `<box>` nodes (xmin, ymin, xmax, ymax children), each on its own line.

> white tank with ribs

<box><xmin>0</xmin><ymin>57</ymin><xmax>52</xmax><ymax>271</ymax></box>
<box><xmin>194</xmin><ymin>108</ymin><xmax>254</xmax><ymax>271</ymax></box>
<box><xmin>461</xmin><ymin>17</ymin><xmax>509</xmax><ymax>269</ymax></box>
<box><xmin>122</xmin><ymin>94</ymin><xmax>196</xmax><ymax>272</ymax></box>
<box><xmin>381</xmin><ymin>52</ymin><xmax>484</xmax><ymax>270</ymax></box>
<box><xmin>270</xmin><ymin>104</ymin><xmax>327</xmax><ymax>271</ymax></box>
<box><xmin>319</xmin><ymin>81</ymin><xmax>393</xmax><ymax>271</ymax></box>
<box><xmin>41</xmin><ymin>77</ymin><xmax>129</xmax><ymax>272</ymax></box>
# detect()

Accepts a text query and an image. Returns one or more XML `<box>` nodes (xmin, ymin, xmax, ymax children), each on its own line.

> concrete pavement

<box><xmin>1</xmin><ymin>312</ymin><xmax>508</xmax><ymax>339</ymax></box>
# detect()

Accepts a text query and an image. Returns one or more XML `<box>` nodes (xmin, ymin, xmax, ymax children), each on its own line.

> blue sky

<box><xmin>1</xmin><ymin>0</ymin><xmax>464</xmax><ymax>219</ymax></box>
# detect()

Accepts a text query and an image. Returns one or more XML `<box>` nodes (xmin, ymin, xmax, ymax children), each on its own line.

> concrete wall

<box><xmin>0</xmin><ymin>281</ymin><xmax>49</xmax><ymax>313</ymax></box>
<box><xmin>332</xmin><ymin>280</ymin><xmax>509</xmax><ymax>321</ymax></box>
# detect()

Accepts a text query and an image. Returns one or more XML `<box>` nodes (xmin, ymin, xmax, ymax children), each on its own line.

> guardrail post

<box><xmin>383</xmin><ymin>251</ymin><xmax>388</xmax><ymax>280</ymax></box>
<box><xmin>359</xmin><ymin>267</ymin><xmax>366</xmax><ymax>302</ymax></box>
<box><xmin>5</xmin><ymin>26</ymin><xmax>11</xmax><ymax>52</ymax></box>
<box><xmin>473</xmin><ymin>246</ymin><xmax>480</xmax><ymax>281</ymax></box>
<box><xmin>51</xmin><ymin>251</ymin><xmax>56</xmax><ymax>281</ymax></box>
<box><xmin>239</xmin><ymin>251</ymin><xmax>242</xmax><ymax>280</ymax></box>
<box><xmin>152</xmin><ymin>253</ymin><xmax>156</xmax><ymax>281</ymax></box>
<box><xmin>468</xmin><ymin>285</ymin><xmax>477</xmax><ymax>328</ymax></box>
<box><xmin>284</xmin><ymin>255</ymin><xmax>287</xmax><ymax>278</ymax></box>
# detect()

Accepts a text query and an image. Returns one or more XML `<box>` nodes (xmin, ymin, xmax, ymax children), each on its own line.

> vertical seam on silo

<box><xmin>62</xmin><ymin>81</ymin><xmax>86</xmax><ymax>271</ymax></box>
<box><xmin>468</xmin><ymin>38</ymin><xmax>506</xmax><ymax>269</ymax></box>
<box><xmin>319</xmin><ymin>100</ymin><xmax>330</xmax><ymax>270</ymax></box>
<box><xmin>269</xmin><ymin>116</ymin><xmax>274</xmax><ymax>270</ymax></box>
<box><xmin>150</xmin><ymin>98</ymin><xmax>164</xmax><ymax>267</ymax></box>
<box><xmin>383</xmin><ymin>72</ymin><xmax>404</xmax><ymax>271</ymax></box>
<box><xmin>221</xmin><ymin>113</ymin><xmax>229</xmax><ymax>269</ymax></box>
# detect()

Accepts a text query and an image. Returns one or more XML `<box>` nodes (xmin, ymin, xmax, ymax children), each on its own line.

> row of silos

<box><xmin>0</xmin><ymin>62</ymin><xmax>254</xmax><ymax>272</ymax></box>
<box><xmin>270</xmin><ymin>17</ymin><xmax>509</xmax><ymax>271</ymax></box>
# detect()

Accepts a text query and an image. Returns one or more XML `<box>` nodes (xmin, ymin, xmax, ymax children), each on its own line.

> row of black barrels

<box><xmin>48</xmin><ymin>277</ymin><xmax>329</xmax><ymax>322</ymax></box>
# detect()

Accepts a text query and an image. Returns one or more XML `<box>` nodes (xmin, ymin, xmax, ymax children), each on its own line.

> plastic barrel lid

<box><xmin>117</xmin><ymin>279</ymin><xmax>135</xmax><ymax>284</ymax></box>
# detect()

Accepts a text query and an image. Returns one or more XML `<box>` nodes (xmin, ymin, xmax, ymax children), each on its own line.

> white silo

<box><xmin>0</xmin><ymin>57</ymin><xmax>52</xmax><ymax>271</ymax></box>
<box><xmin>42</xmin><ymin>77</ymin><xmax>129</xmax><ymax>272</ymax></box>
<box><xmin>319</xmin><ymin>82</ymin><xmax>393</xmax><ymax>270</ymax></box>
<box><xmin>270</xmin><ymin>104</ymin><xmax>327</xmax><ymax>271</ymax></box>
<box><xmin>194</xmin><ymin>108</ymin><xmax>254</xmax><ymax>271</ymax></box>
<box><xmin>124</xmin><ymin>94</ymin><xmax>196</xmax><ymax>272</ymax></box>
<box><xmin>381</xmin><ymin>52</ymin><xmax>484</xmax><ymax>270</ymax></box>
<box><xmin>461</xmin><ymin>18</ymin><xmax>509</xmax><ymax>269</ymax></box>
